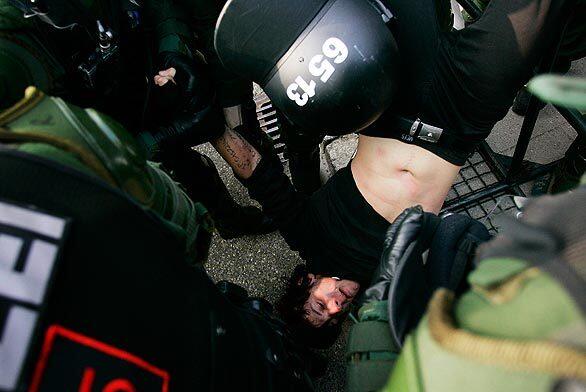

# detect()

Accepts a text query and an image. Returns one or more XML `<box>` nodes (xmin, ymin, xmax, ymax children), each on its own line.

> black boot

<box><xmin>158</xmin><ymin>146</ymin><xmax>276</xmax><ymax>239</ymax></box>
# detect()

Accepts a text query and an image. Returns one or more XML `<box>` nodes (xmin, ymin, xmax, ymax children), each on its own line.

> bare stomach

<box><xmin>351</xmin><ymin>135</ymin><xmax>461</xmax><ymax>223</ymax></box>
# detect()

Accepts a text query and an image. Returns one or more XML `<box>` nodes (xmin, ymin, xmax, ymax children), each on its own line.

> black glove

<box><xmin>360</xmin><ymin>206</ymin><xmax>441</xmax><ymax>348</ymax></box>
<box><xmin>140</xmin><ymin>52</ymin><xmax>225</xmax><ymax>155</ymax></box>
<box><xmin>361</xmin><ymin>206</ymin><xmax>434</xmax><ymax>305</ymax></box>
<box><xmin>157</xmin><ymin>51</ymin><xmax>213</xmax><ymax>113</ymax></box>
<box><xmin>138</xmin><ymin>106</ymin><xmax>224</xmax><ymax>157</ymax></box>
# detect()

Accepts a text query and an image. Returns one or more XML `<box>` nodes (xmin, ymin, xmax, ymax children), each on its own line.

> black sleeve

<box><xmin>187</xmin><ymin>0</ymin><xmax>251</xmax><ymax>107</ymax></box>
<box><xmin>421</xmin><ymin>0</ymin><xmax>571</xmax><ymax>142</ymax></box>
<box><xmin>241</xmin><ymin>156</ymin><xmax>314</xmax><ymax>251</ymax></box>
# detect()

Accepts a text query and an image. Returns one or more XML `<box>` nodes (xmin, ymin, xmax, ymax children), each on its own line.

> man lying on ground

<box><xmin>213</xmin><ymin>0</ymin><xmax>575</xmax><ymax>341</ymax></box>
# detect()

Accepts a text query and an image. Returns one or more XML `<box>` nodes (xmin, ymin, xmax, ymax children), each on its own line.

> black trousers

<box><xmin>360</xmin><ymin>0</ymin><xmax>574</xmax><ymax>165</ymax></box>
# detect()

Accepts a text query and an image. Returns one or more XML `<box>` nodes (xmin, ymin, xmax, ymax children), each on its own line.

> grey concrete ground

<box><xmin>198</xmin><ymin>59</ymin><xmax>584</xmax><ymax>391</ymax></box>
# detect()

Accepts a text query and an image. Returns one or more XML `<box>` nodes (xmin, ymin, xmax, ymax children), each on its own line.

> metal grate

<box><xmin>254</xmin><ymin>92</ymin><xmax>286</xmax><ymax>159</ymax></box>
<box><xmin>442</xmin><ymin>151</ymin><xmax>521</xmax><ymax>234</ymax></box>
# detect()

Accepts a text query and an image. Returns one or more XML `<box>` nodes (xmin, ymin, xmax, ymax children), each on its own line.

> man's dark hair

<box><xmin>276</xmin><ymin>264</ymin><xmax>342</xmax><ymax>349</ymax></box>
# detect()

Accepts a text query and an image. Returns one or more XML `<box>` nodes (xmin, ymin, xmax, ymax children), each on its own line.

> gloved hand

<box><xmin>155</xmin><ymin>51</ymin><xmax>213</xmax><ymax>113</ymax></box>
<box><xmin>138</xmin><ymin>105</ymin><xmax>224</xmax><ymax>157</ymax></box>
<box><xmin>141</xmin><ymin>51</ymin><xmax>225</xmax><ymax>155</ymax></box>
<box><xmin>361</xmin><ymin>205</ymin><xmax>490</xmax><ymax>348</ymax></box>
<box><xmin>360</xmin><ymin>206</ymin><xmax>440</xmax><ymax>348</ymax></box>
<box><xmin>361</xmin><ymin>206</ymin><xmax>434</xmax><ymax>305</ymax></box>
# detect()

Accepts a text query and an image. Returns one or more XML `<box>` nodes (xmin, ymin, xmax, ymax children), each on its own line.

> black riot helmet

<box><xmin>215</xmin><ymin>0</ymin><xmax>400</xmax><ymax>135</ymax></box>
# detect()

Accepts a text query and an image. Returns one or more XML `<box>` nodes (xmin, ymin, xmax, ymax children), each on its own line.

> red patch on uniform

<box><xmin>29</xmin><ymin>325</ymin><xmax>169</xmax><ymax>392</ymax></box>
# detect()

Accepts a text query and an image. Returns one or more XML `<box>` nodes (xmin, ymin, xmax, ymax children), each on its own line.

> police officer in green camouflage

<box><xmin>0</xmin><ymin>86</ymin><xmax>214</xmax><ymax>262</ymax></box>
<box><xmin>0</xmin><ymin>5</ymin><xmax>316</xmax><ymax>389</ymax></box>
<box><xmin>0</xmin><ymin>88</ymin><xmax>316</xmax><ymax>392</ymax></box>
<box><xmin>0</xmin><ymin>0</ymin><xmax>275</xmax><ymax>242</ymax></box>
<box><xmin>0</xmin><ymin>0</ymin><xmax>218</xmax><ymax>261</ymax></box>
